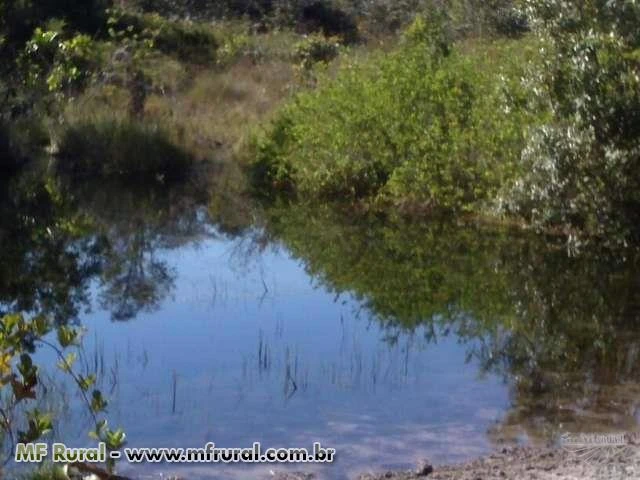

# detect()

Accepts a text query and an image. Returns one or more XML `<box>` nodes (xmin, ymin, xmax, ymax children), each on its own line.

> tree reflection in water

<box><xmin>0</xmin><ymin>168</ymin><xmax>223</xmax><ymax>323</ymax></box>
<box><xmin>262</xmin><ymin>203</ymin><xmax>640</xmax><ymax>442</ymax></box>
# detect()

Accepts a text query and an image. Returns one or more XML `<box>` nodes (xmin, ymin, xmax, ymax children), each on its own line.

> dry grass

<box><xmin>63</xmin><ymin>22</ymin><xmax>299</xmax><ymax>167</ymax></box>
<box><xmin>144</xmin><ymin>57</ymin><xmax>295</xmax><ymax>162</ymax></box>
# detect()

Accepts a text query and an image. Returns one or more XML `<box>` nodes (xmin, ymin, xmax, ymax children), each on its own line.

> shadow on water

<box><xmin>0</xmin><ymin>164</ymin><xmax>250</xmax><ymax>323</ymax></box>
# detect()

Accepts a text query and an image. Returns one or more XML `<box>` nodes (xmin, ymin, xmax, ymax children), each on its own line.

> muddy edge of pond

<box><xmin>356</xmin><ymin>447</ymin><xmax>639</xmax><ymax>480</ymax></box>
<box><xmin>271</xmin><ymin>446</ymin><xmax>640</xmax><ymax>480</ymax></box>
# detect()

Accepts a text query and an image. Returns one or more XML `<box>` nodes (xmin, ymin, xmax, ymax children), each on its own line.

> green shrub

<box><xmin>151</xmin><ymin>17</ymin><xmax>218</xmax><ymax>63</ymax></box>
<box><xmin>360</xmin><ymin>0</ymin><xmax>425</xmax><ymax>34</ymax></box>
<box><xmin>106</xmin><ymin>9</ymin><xmax>218</xmax><ymax>64</ymax></box>
<box><xmin>501</xmin><ymin>0</ymin><xmax>640</xmax><ymax>244</ymax></box>
<box><xmin>129</xmin><ymin>0</ymin><xmax>273</xmax><ymax>20</ymax></box>
<box><xmin>22</xmin><ymin>28</ymin><xmax>102</xmax><ymax>93</ymax></box>
<box><xmin>294</xmin><ymin>33</ymin><xmax>340</xmax><ymax>70</ymax></box>
<box><xmin>446</xmin><ymin>0</ymin><xmax>529</xmax><ymax>38</ymax></box>
<box><xmin>57</xmin><ymin>119</ymin><xmax>194</xmax><ymax>180</ymax></box>
<box><xmin>492</xmin><ymin>6</ymin><xmax>528</xmax><ymax>37</ymax></box>
<box><xmin>251</xmin><ymin>16</ymin><xmax>534</xmax><ymax>212</ymax></box>
<box><xmin>356</xmin><ymin>0</ymin><xmax>526</xmax><ymax>37</ymax></box>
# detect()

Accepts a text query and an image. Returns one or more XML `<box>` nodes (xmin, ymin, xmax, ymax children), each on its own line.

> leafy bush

<box><xmin>120</xmin><ymin>0</ymin><xmax>525</xmax><ymax>39</ymax></box>
<box><xmin>501</xmin><ymin>0</ymin><xmax>640</xmax><ymax>244</ymax></box>
<box><xmin>124</xmin><ymin>0</ymin><xmax>361</xmax><ymax>41</ymax></box>
<box><xmin>22</xmin><ymin>28</ymin><xmax>102</xmax><ymax>93</ymax></box>
<box><xmin>360</xmin><ymin>0</ymin><xmax>425</xmax><ymax>34</ymax></box>
<box><xmin>106</xmin><ymin>9</ymin><xmax>218</xmax><ymax>64</ymax></box>
<box><xmin>1</xmin><ymin>2</ymin><xmax>108</xmax><ymax>120</ymax></box>
<box><xmin>57</xmin><ymin>119</ymin><xmax>194</xmax><ymax>180</ymax></box>
<box><xmin>251</xmin><ymin>16</ymin><xmax>533</xmax><ymax>212</ymax></box>
<box><xmin>129</xmin><ymin>0</ymin><xmax>274</xmax><ymax>20</ymax></box>
<box><xmin>492</xmin><ymin>5</ymin><xmax>528</xmax><ymax>37</ymax></box>
<box><xmin>294</xmin><ymin>33</ymin><xmax>340</xmax><ymax>70</ymax></box>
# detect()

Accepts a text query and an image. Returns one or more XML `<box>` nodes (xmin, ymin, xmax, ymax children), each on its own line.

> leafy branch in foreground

<box><xmin>0</xmin><ymin>313</ymin><xmax>126</xmax><ymax>476</ymax></box>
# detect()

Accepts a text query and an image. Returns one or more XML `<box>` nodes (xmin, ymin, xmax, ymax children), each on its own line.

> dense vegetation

<box><xmin>0</xmin><ymin>0</ymin><xmax>216</xmax><ymax>178</ymax></box>
<box><xmin>501</xmin><ymin>0</ymin><xmax>640</xmax><ymax>245</ymax></box>
<box><xmin>251</xmin><ymin>19</ymin><xmax>537</xmax><ymax>212</ymax></box>
<box><xmin>252</xmin><ymin>0</ymin><xmax>640</xmax><ymax>247</ymax></box>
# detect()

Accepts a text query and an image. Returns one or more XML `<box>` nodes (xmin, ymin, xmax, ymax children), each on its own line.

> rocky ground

<box><xmin>354</xmin><ymin>447</ymin><xmax>640</xmax><ymax>480</ymax></box>
<box><xmin>272</xmin><ymin>446</ymin><xmax>640</xmax><ymax>480</ymax></box>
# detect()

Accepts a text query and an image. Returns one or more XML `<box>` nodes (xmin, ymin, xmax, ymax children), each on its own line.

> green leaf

<box><xmin>91</xmin><ymin>390</ymin><xmax>108</xmax><ymax>413</ymax></box>
<box><xmin>57</xmin><ymin>352</ymin><xmax>77</xmax><ymax>372</ymax></box>
<box><xmin>57</xmin><ymin>326</ymin><xmax>78</xmax><ymax>348</ymax></box>
<box><xmin>78</xmin><ymin>374</ymin><xmax>96</xmax><ymax>391</ymax></box>
<box><xmin>18</xmin><ymin>409</ymin><xmax>53</xmax><ymax>443</ymax></box>
<box><xmin>105</xmin><ymin>427</ymin><xmax>127</xmax><ymax>449</ymax></box>
<box><xmin>17</xmin><ymin>354</ymin><xmax>37</xmax><ymax>386</ymax></box>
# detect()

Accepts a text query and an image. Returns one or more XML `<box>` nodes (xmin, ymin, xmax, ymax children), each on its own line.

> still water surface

<box><xmin>3</xmin><ymin>176</ymin><xmax>640</xmax><ymax>479</ymax></box>
<box><xmin>76</xmin><ymin>237</ymin><xmax>507</xmax><ymax>479</ymax></box>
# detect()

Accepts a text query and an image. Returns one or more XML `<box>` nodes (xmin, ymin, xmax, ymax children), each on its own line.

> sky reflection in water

<box><xmin>67</xmin><ymin>237</ymin><xmax>508</xmax><ymax>479</ymax></box>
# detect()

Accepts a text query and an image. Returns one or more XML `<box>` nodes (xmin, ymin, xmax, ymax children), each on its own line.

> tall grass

<box><xmin>62</xmin><ymin>22</ymin><xmax>299</xmax><ymax>169</ymax></box>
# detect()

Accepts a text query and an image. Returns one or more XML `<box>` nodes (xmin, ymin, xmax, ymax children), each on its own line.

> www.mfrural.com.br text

<box><xmin>15</xmin><ymin>442</ymin><xmax>336</xmax><ymax>464</ymax></box>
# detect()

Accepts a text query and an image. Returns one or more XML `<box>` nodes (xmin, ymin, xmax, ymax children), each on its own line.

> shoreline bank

<box><xmin>354</xmin><ymin>446</ymin><xmax>639</xmax><ymax>480</ymax></box>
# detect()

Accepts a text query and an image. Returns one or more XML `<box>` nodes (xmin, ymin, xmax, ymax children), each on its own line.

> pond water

<box><xmin>2</xmin><ymin>173</ymin><xmax>640</xmax><ymax>479</ymax></box>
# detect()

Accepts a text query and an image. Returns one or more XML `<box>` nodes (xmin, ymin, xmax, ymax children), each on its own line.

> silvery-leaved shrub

<box><xmin>503</xmin><ymin>0</ymin><xmax>640</xmax><ymax>246</ymax></box>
